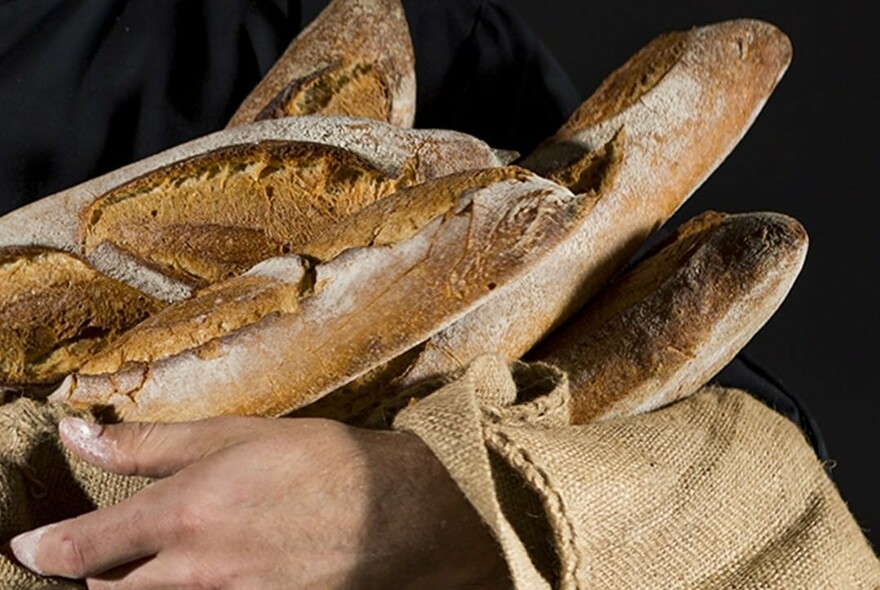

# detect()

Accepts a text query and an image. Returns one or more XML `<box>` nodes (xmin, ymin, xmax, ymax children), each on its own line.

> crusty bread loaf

<box><xmin>77</xmin><ymin>168</ymin><xmax>535</xmax><ymax>378</ymax></box>
<box><xmin>0</xmin><ymin>116</ymin><xmax>506</xmax><ymax>301</ymax></box>
<box><xmin>528</xmin><ymin>211</ymin><xmax>808</xmax><ymax>423</ymax></box>
<box><xmin>49</xmin><ymin>170</ymin><xmax>594</xmax><ymax>421</ymax></box>
<box><xmin>289</xmin><ymin>19</ymin><xmax>795</xmax><ymax>426</ymax></box>
<box><xmin>228</xmin><ymin>0</ymin><xmax>415</xmax><ymax>128</ymax></box>
<box><xmin>393</xmin><ymin>19</ymin><xmax>794</xmax><ymax>385</ymax></box>
<box><xmin>7</xmin><ymin>19</ymin><xmax>799</xmax><ymax>433</ymax></box>
<box><xmin>0</xmin><ymin>248</ymin><xmax>163</xmax><ymax>389</ymax></box>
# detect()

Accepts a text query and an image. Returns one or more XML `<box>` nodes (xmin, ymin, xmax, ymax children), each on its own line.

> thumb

<box><xmin>58</xmin><ymin>416</ymin><xmax>247</xmax><ymax>478</ymax></box>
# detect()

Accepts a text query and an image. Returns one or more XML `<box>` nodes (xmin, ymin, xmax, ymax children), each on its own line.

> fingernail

<box><xmin>60</xmin><ymin>417</ymin><xmax>100</xmax><ymax>438</ymax></box>
<box><xmin>10</xmin><ymin>524</ymin><xmax>54</xmax><ymax>575</ymax></box>
<box><xmin>59</xmin><ymin>417</ymin><xmax>111</xmax><ymax>462</ymax></box>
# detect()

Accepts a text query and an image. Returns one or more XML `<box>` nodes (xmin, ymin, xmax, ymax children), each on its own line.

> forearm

<box><xmin>354</xmin><ymin>430</ymin><xmax>510</xmax><ymax>590</ymax></box>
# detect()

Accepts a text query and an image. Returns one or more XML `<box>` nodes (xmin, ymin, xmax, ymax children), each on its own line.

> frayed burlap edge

<box><xmin>0</xmin><ymin>398</ymin><xmax>151</xmax><ymax>588</ymax></box>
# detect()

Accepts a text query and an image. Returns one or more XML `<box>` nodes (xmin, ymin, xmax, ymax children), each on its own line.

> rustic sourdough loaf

<box><xmin>228</xmin><ymin>0</ymin><xmax>415</xmax><ymax>128</ymax></box>
<box><xmin>528</xmin><ymin>211</ymin><xmax>809</xmax><ymax>423</ymax></box>
<box><xmin>0</xmin><ymin>116</ymin><xmax>506</xmax><ymax>301</ymax></box>
<box><xmin>49</xmin><ymin>170</ymin><xmax>594</xmax><ymax>421</ymax></box>
<box><xmin>0</xmin><ymin>248</ymin><xmax>163</xmax><ymax>390</ymax></box>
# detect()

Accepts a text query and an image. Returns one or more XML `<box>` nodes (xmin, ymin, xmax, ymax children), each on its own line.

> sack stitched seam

<box><xmin>483</xmin><ymin>424</ymin><xmax>585</xmax><ymax>589</ymax></box>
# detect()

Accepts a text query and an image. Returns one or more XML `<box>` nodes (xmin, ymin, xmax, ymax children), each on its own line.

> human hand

<box><xmin>10</xmin><ymin>416</ymin><xmax>510</xmax><ymax>589</ymax></box>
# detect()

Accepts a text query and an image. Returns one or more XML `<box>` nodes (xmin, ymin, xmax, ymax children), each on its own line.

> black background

<box><xmin>504</xmin><ymin>0</ymin><xmax>878</xmax><ymax>546</ymax></box>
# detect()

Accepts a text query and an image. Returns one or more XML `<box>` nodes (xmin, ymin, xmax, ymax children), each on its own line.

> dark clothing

<box><xmin>0</xmin><ymin>0</ymin><xmax>577</xmax><ymax>210</ymax></box>
<box><xmin>0</xmin><ymin>0</ymin><xmax>300</xmax><ymax>210</ymax></box>
<box><xmin>0</xmin><ymin>0</ymin><xmax>825</xmax><ymax>457</ymax></box>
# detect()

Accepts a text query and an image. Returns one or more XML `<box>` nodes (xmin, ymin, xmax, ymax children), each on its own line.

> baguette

<box><xmin>49</xmin><ymin>170</ymin><xmax>594</xmax><ymax>421</ymax></box>
<box><xmin>395</xmin><ymin>19</ymin><xmax>794</xmax><ymax>385</ymax></box>
<box><xmin>0</xmin><ymin>116</ymin><xmax>506</xmax><ymax>301</ymax></box>
<box><xmin>228</xmin><ymin>0</ymin><xmax>415</xmax><ymax>128</ymax></box>
<box><xmin>292</xmin><ymin>19</ymin><xmax>794</xmax><ymax>426</ymax></box>
<box><xmin>528</xmin><ymin>211</ymin><xmax>808</xmax><ymax>423</ymax></box>
<box><xmin>0</xmin><ymin>248</ymin><xmax>163</xmax><ymax>389</ymax></box>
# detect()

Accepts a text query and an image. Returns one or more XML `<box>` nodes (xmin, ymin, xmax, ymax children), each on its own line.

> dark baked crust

<box><xmin>52</xmin><ymin>172</ymin><xmax>592</xmax><ymax>422</ymax></box>
<box><xmin>81</xmin><ymin>141</ymin><xmax>409</xmax><ymax>286</ymax></box>
<box><xmin>529</xmin><ymin>211</ymin><xmax>808</xmax><ymax>423</ymax></box>
<box><xmin>0</xmin><ymin>117</ymin><xmax>505</xmax><ymax>304</ymax></box>
<box><xmin>391</xmin><ymin>20</ymin><xmax>794</xmax><ymax>387</ymax></box>
<box><xmin>78</xmin><ymin>167</ymin><xmax>532</xmax><ymax>377</ymax></box>
<box><xmin>255</xmin><ymin>60</ymin><xmax>393</xmax><ymax>123</ymax></box>
<box><xmin>0</xmin><ymin>247</ymin><xmax>163</xmax><ymax>387</ymax></box>
<box><xmin>229</xmin><ymin>0</ymin><xmax>415</xmax><ymax>127</ymax></box>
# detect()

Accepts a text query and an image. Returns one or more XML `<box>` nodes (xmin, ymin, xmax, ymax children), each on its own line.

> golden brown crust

<box><xmin>529</xmin><ymin>211</ymin><xmax>808</xmax><ymax>423</ymax></box>
<box><xmin>548</xmin><ymin>210</ymin><xmax>729</xmax><ymax>339</ymax></box>
<box><xmin>542</xmin><ymin>130</ymin><xmax>623</xmax><ymax>196</ymax></box>
<box><xmin>81</xmin><ymin>141</ymin><xmax>409</xmax><ymax>287</ymax></box>
<box><xmin>229</xmin><ymin>0</ymin><xmax>415</xmax><ymax>127</ymax></box>
<box><xmin>78</xmin><ymin>168</ymin><xmax>528</xmax><ymax>379</ymax></box>
<box><xmin>300</xmin><ymin>166</ymin><xmax>534</xmax><ymax>261</ymax></box>
<box><xmin>0</xmin><ymin>118</ymin><xmax>504</xmax><ymax>304</ymax></box>
<box><xmin>51</xmin><ymin>174</ymin><xmax>592</xmax><ymax>422</ymax></box>
<box><xmin>524</xmin><ymin>20</ymin><xmax>792</xmax><ymax>178</ymax></box>
<box><xmin>80</xmin><ymin>271</ymin><xmax>308</xmax><ymax>376</ymax></box>
<box><xmin>388</xmin><ymin>20</ymin><xmax>794</xmax><ymax>387</ymax></box>
<box><xmin>281</xmin><ymin>167</ymin><xmax>539</xmax><ymax>423</ymax></box>
<box><xmin>256</xmin><ymin>60</ymin><xmax>393</xmax><ymax>123</ymax></box>
<box><xmin>559</xmin><ymin>32</ymin><xmax>688</xmax><ymax>136</ymax></box>
<box><xmin>0</xmin><ymin>248</ymin><xmax>164</xmax><ymax>387</ymax></box>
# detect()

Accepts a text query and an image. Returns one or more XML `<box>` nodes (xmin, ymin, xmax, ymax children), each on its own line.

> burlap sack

<box><xmin>2</xmin><ymin>357</ymin><xmax>877</xmax><ymax>588</ymax></box>
<box><xmin>394</xmin><ymin>355</ymin><xmax>880</xmax><ymax>589</ymax></box>
<box><xmin>0</xmin><ymin>399</ymin><xmax>150</xmax><ymax>589</ymax></box>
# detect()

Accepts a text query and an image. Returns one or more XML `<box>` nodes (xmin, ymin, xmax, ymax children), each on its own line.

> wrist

<box><xmin>403</xmin><ymin>430</ymin><xmax>510</xmax><ymax>589</ymax></box>
<box><xmin>349</xmin><ymin>428</ymin><xmax>510</xmax><ymax>589</ymax></box>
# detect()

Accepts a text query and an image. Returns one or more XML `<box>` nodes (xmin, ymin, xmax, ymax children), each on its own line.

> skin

<box><xmin>10</xmin><ymin>416</ymin><xmax>511</xmax><ymax>589</ymax></box>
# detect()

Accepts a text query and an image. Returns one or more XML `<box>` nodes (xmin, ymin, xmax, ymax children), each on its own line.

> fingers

<box><xmin>10</xmin><ymin>494</ymin><xmax>167</xmax><ymax>580</ymax></box>
<box><xmin>85</xmin><ymin>556</ymin><xmax>187</xmax><ymax>590</ymax></box>
<box><xmin>86</xmin><ymin>555</ymin><xmax>221</xmax><ymax>590</ymax></box>
<box><xmin>86</xmin><ymin>558</ymin><xmax>155</xmax><ymax>590</ymax></box>
<box><xmin>87</xmin><ymin>553</ymin><xmax>231</xmax><ymax>590</ymax></box>
<box><xmin>59</xmin><ymin>415</ymin><xmax>250</xmax><ymax>478</ymax></box>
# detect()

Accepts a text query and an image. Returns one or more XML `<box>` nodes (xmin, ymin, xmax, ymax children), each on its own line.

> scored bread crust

<box><xmin>529</xmin><ymin>211</ymin><xmax>808</xmax><ymax>423</ymax></box>
<box><xmin>75</xmin><ymin>167</ymin><xmax>533</xmax><ymax>376</ymax></box>
<box><xmin>389</xmin><ymin>19</ymin><xmax>794</xmax><ymax>387</ymax></box>
<box><xmin>80</xmin><ymin>141</ymin><xmax>407</xmax><ymax>288</ymax></box>
<box><xmin>74</xmin><ymin>167</ymin><xmax>535</xmax><ymax>378</ymax></box>
<box><xmin>49</xmin><ymin>171</ymin><xmax>595</xmax><ymax>422</ymax></box>
<box><xmin>0</xmin><ymin>247</ymin><xmax>164</xmax><ymax>388</ymax></box>
<box><xmin>0</xmin><ymin>116</ymin><xmax>505</xmax><ymax>301</ymax></box>
<box><xmin>228</xmin><ymin>0</ymin><xmax>415</xmax><ymax>128</ymax></box>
